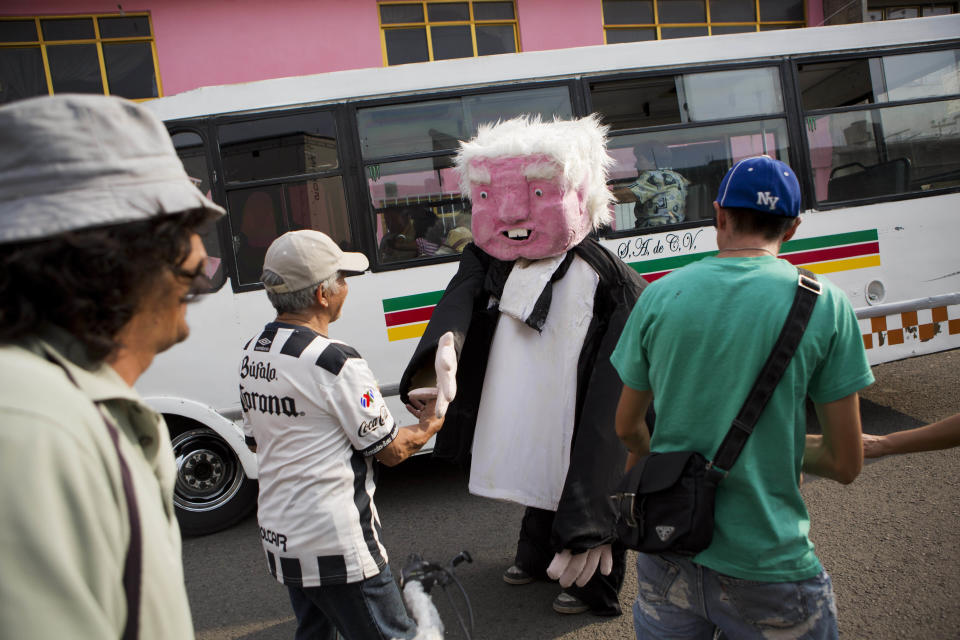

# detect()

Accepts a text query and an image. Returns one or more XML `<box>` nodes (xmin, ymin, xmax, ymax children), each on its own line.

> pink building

<box><xmin>0</xmin><ymin>0</ymin><xmax>837</xmax><ymax>101</ymax></box>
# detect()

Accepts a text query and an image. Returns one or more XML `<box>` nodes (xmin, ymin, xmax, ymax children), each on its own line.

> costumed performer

<box><xmin>399</xmin><ymin>114</ymin><xmax>646</xmax><ymax>616</ymax></box>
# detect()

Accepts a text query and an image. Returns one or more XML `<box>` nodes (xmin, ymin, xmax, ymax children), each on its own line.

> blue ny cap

<box><xmin>716</xmin><ymin>155</ymin><xmax>801</xmax><ymax>218</ymax></box>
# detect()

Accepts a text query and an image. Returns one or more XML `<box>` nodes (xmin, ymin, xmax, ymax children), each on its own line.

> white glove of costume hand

<box><xmin>546</xmin><ymin>544</ymin><xmax>613</xmax><ymax>588</ymax></box>
<box><xmin>434</xmin><ymin>331</ymin><xmax>457</xmax><ymax>418</ymax></box>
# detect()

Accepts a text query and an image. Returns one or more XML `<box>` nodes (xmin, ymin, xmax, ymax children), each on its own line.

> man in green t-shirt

<box><xmin>610</xmin><ymin>155</ymin><xmax>873</xmax><ymax>639</ymax></box>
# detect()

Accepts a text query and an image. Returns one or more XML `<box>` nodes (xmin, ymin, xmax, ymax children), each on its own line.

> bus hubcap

<box><xmin>171</xmin><ymin>428</ymin><xmax>244</xmax><ymax>513</ymax></box>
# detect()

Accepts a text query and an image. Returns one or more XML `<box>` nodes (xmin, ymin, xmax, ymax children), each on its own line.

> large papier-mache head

<box><xmin>455</xmin><ymin>114</ymin><xmax>614</xmax><ymax>261</ymax></box>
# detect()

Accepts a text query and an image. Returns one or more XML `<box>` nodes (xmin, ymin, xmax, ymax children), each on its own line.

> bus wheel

<box><xmin>168</xmin><ymin>419</ymin><xmax>257</xmax><ymax>536</ymax></box>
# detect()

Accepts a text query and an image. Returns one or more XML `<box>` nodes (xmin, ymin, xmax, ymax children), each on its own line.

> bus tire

<box><xmin>166</xmin><ymin>416</ymin><xmax>257</xmax><ymax>536</ymax></box>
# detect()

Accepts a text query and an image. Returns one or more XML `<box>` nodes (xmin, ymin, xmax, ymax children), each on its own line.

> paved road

<box><xmin>183</xmin><ymin>349</ymin><xmax>960</xmax><ymax>640</ymax></box>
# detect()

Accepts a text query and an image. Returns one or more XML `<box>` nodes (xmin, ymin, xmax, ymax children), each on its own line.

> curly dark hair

<box><xmin>0</xmin><ymin>210</ymin><xmax>215</xmax><ymax>362</ymax></box>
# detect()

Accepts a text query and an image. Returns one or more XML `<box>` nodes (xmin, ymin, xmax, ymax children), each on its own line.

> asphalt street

<box><xmin>183</xmin><ymin>348</ymin><xmax>960</xmax><ymax>640</ymax></box>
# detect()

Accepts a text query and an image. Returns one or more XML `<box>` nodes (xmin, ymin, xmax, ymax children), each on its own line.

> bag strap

<box><xmin>45</xmin><ymin>355</ymin><xmax>142</xmax><ymax>640</ymax></box>
<box><xmin>709</xmin><ymin>268</ymin><xmax>821</xmax><ymax>474</ymax></box>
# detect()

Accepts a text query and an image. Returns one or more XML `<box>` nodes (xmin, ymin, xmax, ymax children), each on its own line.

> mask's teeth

<box><xmin>505</xmin><ymin>228</ymin><xmax>530</xmax><ymax>240</ymax></box>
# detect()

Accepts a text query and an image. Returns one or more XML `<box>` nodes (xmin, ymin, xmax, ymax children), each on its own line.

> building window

<box><xmin>0</xmin><ymin>13</ymin><xmax>161</xmax><ymax>105</ymax></box>
<box><xmin>602</xmin><ymin>0</ymin><xmax>805</xmax><ymax>43</ymax></box>
<box><xmin>866</xmin><ymin>3</ymin><xmax>957</xmax><ymax>21</ymax></box>
<box><xmin>379</xmin><ymin>1</ymin><xmax>519</xmax><ymax>66</ymax></box>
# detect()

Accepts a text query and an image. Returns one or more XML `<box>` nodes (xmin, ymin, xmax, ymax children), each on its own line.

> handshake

<box><xmin>405</xmin><ymin>331</ymin><xmax>458</xmax><ymax>420</ymax></box>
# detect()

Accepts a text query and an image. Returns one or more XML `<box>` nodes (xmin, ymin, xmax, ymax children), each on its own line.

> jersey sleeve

<box><xmin>323</xmin><ymin>358</ymin><xmax>398</xmax><ymax>456</ymax></box>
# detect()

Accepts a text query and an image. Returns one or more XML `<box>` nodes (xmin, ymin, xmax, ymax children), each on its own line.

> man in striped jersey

<box><xmin>240</xmin><ymin>230</ymin><xmax>444</xmax><ymax>640</ymax></box>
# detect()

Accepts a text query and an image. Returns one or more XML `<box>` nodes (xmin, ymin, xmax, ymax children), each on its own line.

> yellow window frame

<box><xmin>378</xmin><ymin>1</ymin><xmax>520</xmax><ymax>66</ymax></box>
<box><xmin>0</xmin><ymin>12</ymin><xmax>163</xmax><ymax>101</ymax></box>
<box><xmin>601</xmin><ymin>0</ymin><xmax>807</xmax><ymax>42</ymax></box>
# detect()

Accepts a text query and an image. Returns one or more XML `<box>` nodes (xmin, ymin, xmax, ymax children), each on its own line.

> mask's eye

<box><xmin>479</xmin><ymin>191</ymin><xmax>488</xmax><ymax>199</ymax></box>
<box><xmin>534</xmin><ymin>188</ymin><xmax>543</xmax><ymax>197</ymax></box>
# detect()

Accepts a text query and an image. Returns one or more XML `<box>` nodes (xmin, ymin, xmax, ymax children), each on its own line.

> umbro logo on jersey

<box><xmin>360</xmin><ymin>388</ymin><xmax>375</xmax><ymax>408</ymax></box>
<box><xmin>655</xmin><ymin>525</ymin><xmax>676</xmax><ymax>542</ymax></box>
<box><xmin>254</xmin><ymin>336</ymin><xmax>273</xmax><ymax>352</ymax></box>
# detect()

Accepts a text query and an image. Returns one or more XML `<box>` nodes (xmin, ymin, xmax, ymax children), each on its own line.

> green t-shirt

<box><xmin>611</xmin><ymin>255</ymin><xmax>874</xmax><ymax>582</ymax></box>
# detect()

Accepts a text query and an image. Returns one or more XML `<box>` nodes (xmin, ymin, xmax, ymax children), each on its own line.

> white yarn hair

<box><xmin>455</xmin><ymin>114</ymin><xmax>615</xmax><ymax>229</ymax></box>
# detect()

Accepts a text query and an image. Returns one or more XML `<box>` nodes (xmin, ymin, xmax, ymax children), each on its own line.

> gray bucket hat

<box><xmin>0</xmin><ymin>94</ymin><xmax>224</xmax><ymax>245</ymax></box>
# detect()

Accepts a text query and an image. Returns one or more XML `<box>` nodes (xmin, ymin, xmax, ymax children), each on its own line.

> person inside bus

<box><xmin>0</xmin><ymin>95</ymin><xmax>224</xmax><ymax>640</ymax></box>
<box><xmin>379</xmin><ymin>206</ymin><xmax>422</xmax><ymax>262</ymax></box>
<box><xmin>625</xmin><ymin>141</ymin><xmax>690</xmax><ymax>228</ymax></box>
<box><xmin>239</xmin><ymin>230</ymin><xmax>445</xmax><ymax>640</ymax></box>
<box><xmin>400</xmin><ymin>115</ymin><xmax>646</xmax><ymax>617</ymax></box>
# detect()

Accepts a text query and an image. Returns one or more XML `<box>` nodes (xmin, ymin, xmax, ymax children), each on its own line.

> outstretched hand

<box><xmin>434</xmin><ymin>331</ymin><xmax>457</xmax><ymax>418</ymax></box>
<box><xmin>404</xmin><ymin>332</ymin><xmax>458</xmax><ymax>419</ymax></box>
<box><xmin>546</xmin><ymin>544</ymin><xmax>613</xmax><ymax>588</ymax></box>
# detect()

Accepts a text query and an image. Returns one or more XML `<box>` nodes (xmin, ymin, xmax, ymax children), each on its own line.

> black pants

<box><xmin>514</xmin><ymin>506</ymin><xmax>625</xmax><ymax>616</ymax></box>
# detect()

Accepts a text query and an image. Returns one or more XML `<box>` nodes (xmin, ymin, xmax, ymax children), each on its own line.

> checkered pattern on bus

<box><xmin>861</xmin><ymin>305</ymin><xmax>960</xmax><ymax>350</ymax></box>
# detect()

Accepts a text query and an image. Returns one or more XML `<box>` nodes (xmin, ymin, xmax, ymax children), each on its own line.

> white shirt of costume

<box><xmin>240</xmin><ymin>322</ymin><xmax>397</xmax><ymax>587</ymax></box>
<box><xmin>469</xmin><ymin>255</ymin><xmax>599</xmax><ymax>510</ymax></box>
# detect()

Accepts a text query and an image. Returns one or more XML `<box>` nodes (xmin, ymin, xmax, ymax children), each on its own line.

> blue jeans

<box><xmin>633</xmin><ymin>553</ymin><xmax>838</xmax><ymax>640</ymax></box>
<box><xmin>287</xmin><ymin>566</ymin><xmax>417</xmax><ymax>640</ymax></box>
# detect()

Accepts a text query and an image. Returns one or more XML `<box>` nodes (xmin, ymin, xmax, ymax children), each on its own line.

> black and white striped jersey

<box><xmin>239</xmin><ymin>321</ymin><xmax>397</xmax><ymax>587</ymax></box>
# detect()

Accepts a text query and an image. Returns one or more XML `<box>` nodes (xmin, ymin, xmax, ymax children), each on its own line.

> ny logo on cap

<box><xmin>756</xmin><ymin>191</ymin><xmax>780</xmax><ymax>210</ymax></box>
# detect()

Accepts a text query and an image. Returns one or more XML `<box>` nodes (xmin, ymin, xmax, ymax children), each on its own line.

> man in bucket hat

<box><xmin>239</xmin><ymin>230</ymin><xmax>444</xmax><ymax>640</ymax></box>
<box><xmin>0</xmin><ymin>94</ymin><xmax>224</xmax><ymax>639</ymax></box>
<box><xmin>611</xmin><ymin>155</ymin><xmax>873</xmax><ymax>639</ymax></box>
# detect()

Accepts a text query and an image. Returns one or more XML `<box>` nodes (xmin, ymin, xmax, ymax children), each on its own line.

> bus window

<box><xmin>367</xmin><ymin>156</ymin><xmax>471</xmax><ymax>263</ymax></box>
<box><xmin>217</xmin><ymin>110</ymin><xmax>351</xmax><ymax>286</ymax></box>
<box><xmin>591</xmin><ymin>66</ymin><xmax>783</xmax><ymax>131</ymax></box>
<box><xmin>356</xmin><ymin>85</ymin><xmax>572</xmax><ymax>159</ymax></box>
<box><xmin>605</xmin><ymin>119</ymin><xmax>790</xmax><ymax>232</ymax></box>
<box><xmin>228</xmin><ymin>177</ymin><xmax>353</xmax><ymax>285</ymax></box>
<box><xmin>219</xmin><ymin>111</ymin><xmax>338</xmax><ymax>182</ymax></box>
<box><xmin>589</xmin><ymin>76</ymin><xmax>683</xmax><ymax>131</ymax></box>
<box><xmin>680</xmin><ymin>67</ymin><xmax>783</xmax><ymax>121</ymax></box>
<box><xmin>591</xmin><ymin>66</ymin><xmax>787</xmax><ymax>233</ymax></box>
<box><xmin>800</xmin><ymin>49</ymin><xmax>960</xmax><ymax>110</ymax></box>
<box><xmin>799</xmin><ymin>48</ymin><xmax>960</xmax><ymax>204</ymax></box>
<box><xmin>171</xmin><ymin>130</ymin><xmax>227</xmax><ymax>291</ymax></box>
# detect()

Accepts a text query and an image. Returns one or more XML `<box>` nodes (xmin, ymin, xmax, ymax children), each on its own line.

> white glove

<box><xmin>546</xmin><ymin>544</ymin><xmax>613</xmax><ymax>588</ymax></box>
<box><xmin>434</xmin><ymin>331</ymin><xmax>457</xmax><ymax>418</ymax></box>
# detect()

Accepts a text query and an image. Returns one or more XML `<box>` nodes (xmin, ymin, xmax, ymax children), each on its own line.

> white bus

<box><xmin>141</xmin><ymin>15</ymin><xmax>960</xmax><ymax>535</ymax></box>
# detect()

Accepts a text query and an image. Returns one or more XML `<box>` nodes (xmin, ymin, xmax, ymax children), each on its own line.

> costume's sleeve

<box><xmin>323</xmin><ymin>358</ymin><xmax>398</xmax><ymax>457</ymax></box>
<box><xmin>0</xmin><ymin>413</ymin><xmax>125</xmax><ymax>639</ymax></box>
<box><xmin>806</xmin><ymin>286</ymin><xmax>875</xmax><ymax>404</ymax></box>
<box><xmin>399</xmin><ymin>243</ymin><xmax>490</xmax><ymax>404</ymax></box>
<box><xmin>551</xmin><ymin>244</ymin><xmax>645</xmax><ymax>551</ymax></box>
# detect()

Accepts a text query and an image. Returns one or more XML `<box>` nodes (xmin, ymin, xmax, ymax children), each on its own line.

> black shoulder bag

<box><xmin>611</xmin><ymin>269</ymin><xmax>821</xmax><ymax>555</ymax></box>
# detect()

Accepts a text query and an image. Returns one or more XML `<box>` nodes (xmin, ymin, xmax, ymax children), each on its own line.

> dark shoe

<box><xmin>552</xmin><ymin>591</ymin><xmax>589</xmax><ymax>615</ymax></box>
<box><xmin>502</xmin><ymin>564</ymin><xmax>534</xmax><ymax>585</ymax></box>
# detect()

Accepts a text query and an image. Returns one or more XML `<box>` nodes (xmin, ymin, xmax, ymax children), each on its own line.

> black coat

<box><xmin>399</xmin><ymin>237</ymin><xmax>646</xmax><ymax>552</ymax></box>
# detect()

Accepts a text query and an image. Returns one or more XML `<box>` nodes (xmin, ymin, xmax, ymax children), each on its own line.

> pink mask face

<box><xmin>468</xmin><ymin>155</ymin><xmax>591</xmax><ymax>261</ymax></box>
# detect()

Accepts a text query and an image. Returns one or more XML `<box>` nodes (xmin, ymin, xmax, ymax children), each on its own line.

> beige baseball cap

<box><xmin>0</xmin><ymin>94</ymin><xmax>224</xmax><ymax>244</ymax></box>
<box><xmin>261</xmin><ymin>230</ymin><xmax>368</xmax><ymax>293</ymax></box>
